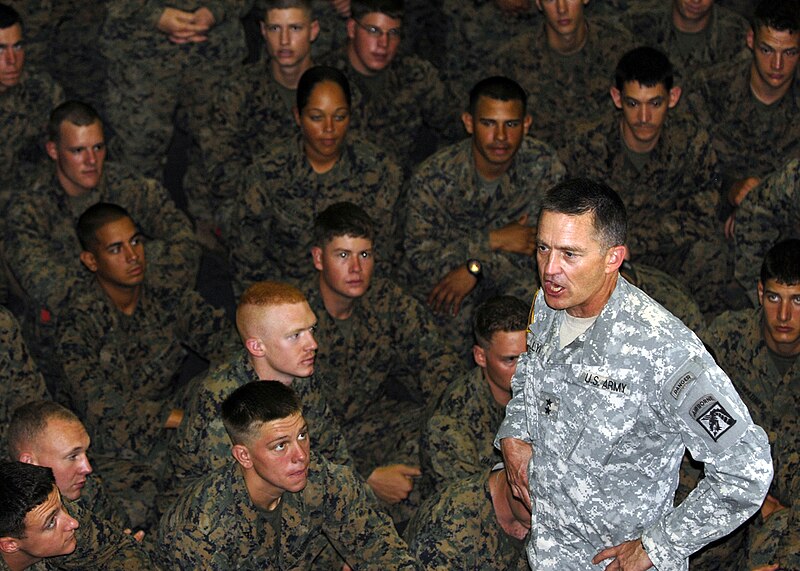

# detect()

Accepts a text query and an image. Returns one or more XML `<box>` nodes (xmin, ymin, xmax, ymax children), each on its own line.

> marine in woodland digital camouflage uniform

<box><xmin>619</xmin><ymin>1</ymin><xmax>749</xmax><ymax>81</ymax></box>
<box><xmin>402</xmin><ymin>136</ymin><xmax>565</xmax><ymax>356</ymax></box>
<box><xmin>734</xmin><ymin>158</ymin><xmax>800</xmax><ymax>305</ymax></box>
<box><xmin>0</xmin><ymin>307</ymin><xmax>48</xmax><ymax>447</ymax></box>
<box><xmin>688</xmin><ymin>48</ymin><xmax>800</xmax><ymax>191</ymax></box>
<box><xmin>183</xmin><ymin>58</ymin><xmax>303</xmax><ymax>224</ymax></box>
<box><xmin>704</xmin><ymin>307</ymin><xmax>798</xmax><ymax>436</ymax></box>
<box><xmin>56</xmin><ymin>278</ymin><xmax>237</xmax><ymax>469</ymax></box>
<box><xmin>421</xmin><ymin>367</ymin><xmax>505</xmax><ymax>493</ymax></box>
<box><xmin>319</xmin><ymin>47</ymin><xmax>459</xmax><ymax>172</ymax></box>
<box><xmin>4</xmin><ymin>161</ymin><xmax>201</xmax><ymax>320</ymax></box>
<box><xmin>701</xmin><ymin>304</ymin><xmax>799</xmax><ymax>569</ymax></box>
<box><xmin>439</xmin><ymin>0</ymin><xmax>539</xmax><ymax>102</ymax></box>
<box><xmin>170</xmin><ymin>348</ymin><xmax>352</xmax><ymax>494</ymax></box>
<box><xmin>620</xmin><ymin>261</ymin><xmax>707</xmax><ymax>335</ymax></box>
<box><xmin>99</xmin><ymin>0</ymin><xmax>253</xmax><ymax>178</ymax></box>
<box><xmin>497</xmin><ymin>276</ymin><xmax>773</xmax><ymax>569</ymax></box>
<box><xmin>229</xmin><ymin>134</ymin><xmax>402</xmax><ymax>295</ymax></box>
<box><xmin>159</xmin><ymin>453</ymin><xmax>416</xmax><ymax>569</ymax></box>
<box><xmin>491</xmin><ymin>15</ymin><xmax>635</xmax><ymax>149</ymax></box>
<box><xmin>5</xmin><ymin>0</ymin><xmax>51</xmax><ymax>67</ymax></box>
<box><xmin>404</xmin><ymin>469</ymin><xmax>528</xmax><ymax>571</ymax></box>
<box><xmin>305</xmin><ymin>275</ymin><xmax>461</xmax><ymax>475</ymax></box>
<box><xmin>560</xmin><ymin>111</ymin><xmax>725</xmax><ymax>316</ymax></box>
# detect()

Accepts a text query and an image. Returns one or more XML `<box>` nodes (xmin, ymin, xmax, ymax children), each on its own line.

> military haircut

<box><xmin>0</xmin><ymin>462</ymin><xmax>55</xmax><ymax>538</ymax></box>
<box><xmin>76</xmin><ymin>202</ymin><xmax>133</xmax><ymax>252</ymax></box>
<box><xmin>221</xmin><ymin>381</ymin><xmax>303</xmax><ymax>445</ymax></box>
<box><xmin>760</xmin><ymin>239</ymin><xmax>800</xmax><ymax>286</ymax></box>
<box><xmin>350</xmin><ymin>0</ymin><xmax>404</xmax><ymax>21</ymax></box>
<box><xmin>238</xmin><ymin>281</ymin><xmax>307</xmax><ymax>309</ymax></box>
<box><xmin>0</xmin><ymin>3</ymin><xmax>21</xmax><ymax>29</ymax></box>
<box><xmin>312</xmin><ymin>201</ymin><xmax>375</xmax><ymax>247</ymax></box>
<box><xmin>47</xmin><ymin>100</ymin><xmax>102</xmax><ymax>144</ymax></box>
<box><xmin>540</xmin><ymin>178</ymin><xmax>627</xmax><ymax>249</ymax></box>
<box><xmin>468</xmin><ymin>76</ymin><xmax>527</xmax><ymax>115</ymax></box>
<box><xmin>261</xmin><ymin>0</ymin><xmax>314</xmax><ymax>18</ymax></box>
<box><xmin>297</xmin><ymin>65</ymin><xmax>352</xmax><ymax>111</ymax></box>
<box><xmin>751</xmin><ymin>0</ymin><xmax>800</xmax><ymax>34</ymax></box>
<box><xmin>7</xmin><ymin>401</ymin><xmax>81</xmax><ymax>459</ymax></box>
<box><xmin>473</xmin><ymin>295</ymin><xmax>529</xmax><ymax>348</ymax></box>
<box><xmin>615</xmin><ymin>46</ymin><xmax>674</xmax><ymax>92</ymax></box>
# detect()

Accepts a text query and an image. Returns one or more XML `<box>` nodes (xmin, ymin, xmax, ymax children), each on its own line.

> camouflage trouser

<box><xmin>104</xmin><ymin>50</ymin><xmax>239</xmax><ymax>182</ymax></box>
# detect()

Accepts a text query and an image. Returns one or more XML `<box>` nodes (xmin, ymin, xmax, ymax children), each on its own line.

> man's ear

<box><xmin>45</xmin><ymin>141</ymin><xmax>58</xmax><ymax>161</ymax></box>
<box><xmin>522</xmin><ymin>114</ymin><xmax>532</xmax><ymax>135</ymax></box>
<box><xmin>79</xmin><ymin>251</ymin><xmax>98</xmax><ymax>272</ymax></box>
<box><xmin>746</xmin><ymin>28</ymin><xmax>754</xmax><ymax>51</ymax></box>
<box><xmin>668</xmin><ymin>86</ymin><xmax>682</xmax><ymax>108</ymax></box>
<box><xmin>0</xmin><ymin>537</ymin><xmax>20</xmax><ymax>554</ymax></box>
<box><xmin>610</xmin><ymin>86</ymin><xmax>623</xmax><ymax>109</ymax></box>
<box><xmin>232</xmin><ymin>444</ymin><xmax>252</xmax><ymax>469</ymax></box>
<box><xmin>606</xmin><ymin>245</ymin><xmax>626</xmax><ymax>274</ymax></box>
<box><xmin>461</xmin><ymin>112</ymin><xmax>474</xmax><ymax>135</ymax></box>
<box><xmin>19</xmin><ymin>452</ymin><xmax>36</xmax><ymax>464</ymax></box>
<box><xmin>259</xmin><ymin>20</ymin><xmax>268</xmax><ymax>41</ymax></box>
<box><xmin>311</xmin><ymin>246</ymin><xmax>324</xmax><ymax>271</ymax></box>
<box><xmin>757</xmin><ymin>280</ymin><xmax>764</xmax><ymax>306</ymax></box>
<box><xmin>245</xmin><ymin>337</ymin><xmax>265</xmax><ymax>358</ymax></box>
<box><xmin>346</xmin><ymin>17</ymin><xmax>356</xmax><ymax>40</ymax></box>
<box><xmin>473</xmin><ymin>344</ymin><xmax>487</xmax><ymax>368</ymax></box>
<box><xmin>310</xmin><ymin>19</ymin><xmax>320</xmax><ymax>43</ymax></box>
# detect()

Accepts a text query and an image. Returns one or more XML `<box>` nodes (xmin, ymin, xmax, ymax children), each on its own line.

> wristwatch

<box><xmin>466</xmin><ymin>258</ymin><xmax>483</xmax><ymax>278</ymax></box>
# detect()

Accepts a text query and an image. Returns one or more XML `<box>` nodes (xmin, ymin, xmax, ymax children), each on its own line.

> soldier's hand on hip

<box><xmin>592</xmin><ymin>538</ymin><xmax>653</xmax><ymax>571</ymax></box>
<box><xmin>500</xmin><ymin>437</ymin><xmax>532</xmax><ymax>509</ymax></box>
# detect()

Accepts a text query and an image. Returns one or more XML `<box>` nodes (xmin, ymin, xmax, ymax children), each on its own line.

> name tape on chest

<box><xmin>690</xmin><ymin>394</ymin><xmax>737</xmax><ymax>442</ymax></box>
<box><xmin>582</xmin><ymin>372</ymin><xmax>630</xmax><ymax>395</ymax></box>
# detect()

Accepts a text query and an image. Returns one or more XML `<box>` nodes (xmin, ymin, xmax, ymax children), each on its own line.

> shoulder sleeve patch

<box><xmin>662</xmin><ymin>357</ymin><xmax>704</xmax><ymax>405</ymax></box>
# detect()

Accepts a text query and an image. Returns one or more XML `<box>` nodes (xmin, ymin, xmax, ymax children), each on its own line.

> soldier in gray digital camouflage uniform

<box><xmin>56</xmin><ymin>204</ymin><xmax>237</xmax><ymax>510</ymax></box>
<box><xmin>687</xmin><ymin>0</ymin><xmax>800</xmax><ymax>241</ymax></box>
<box><xmin>490</xmin><ymin>0</ymin><xmax>635</xmax><ymax>150</ymax></box>
<box><xmin>733</xmin><ymin>158</ymin><xmax>800</xmax><ymax>306</ymax></box>
<box><xmin>618</xmin><ymin>0</ymin><xmax>749</xmax><ymax>81</ymax></box>
<box><xmin>699</xmin><ymin>239</ymin><xmax>800</xmax><ymax>570</ymax></box>
<box><xmin>421</xmin><ymin>295</ymin><xmax>527</xmax><ymax>494</ymax></box>
<box><xmin>402</xmin><ymin>76</ymin><xmax>565</xmax><ymax>359</ymax></box>
<box><xmin>497</xmin><ymin>178</ymin><xmax>772</xmax><ymax>570</ymax></box>
<box><xmin>228</xmin><ymin>65</ymin><xmax>402</xmax><ymax>296</ymax></box>
<box><xmin>318</xmin><ymin>0</ymin><xmax>459</xmax><ymax>172</ymax></box>
<box><xmin>0</xmin><ymin>307</ymin><xmax>48</xmax><ymax>448</ymax></box>
<box><xmin>169</xmin><ymin>280</ymin><xmax>353</xmax><ymax>501</ymax></box>
<box><xmin>619</xmin><ymin>261</ymin><xmax>706</xmax><ymax>334</ymax></box>
<box><xmin>183</xmin><ymin>0</ymin><xmax>321</xmax><ymax>226</ymax></box>
<box><xmin>6</xmin><ymin>403</ymin><xmax>159</xmax><ymax>568</ymax></box>
<box><xmin>404</xmin><ymin>467</ymin><xmax>529</xmax><ymax>571</ymax></box>
<box><xmin>305</xmin><ymin>202</ymin><xmax>463</xmax><ymax>521</ymax></box>
<box><xmin>4</xmin><ymin>102</ymin><xmax>201</xmax><ymax>386</ymax></box>
<box><xmin>159</xmin><ymin>381</ymin><xmax>418</xmax><ymax>570</ymax></box>
<box><xmin>558</xmin><ymin>47</ymin><xmax>726</xmax><ymax>317</ymax></box>
<box><xmin>99</xmin><ymin>0</ymin><xmax>253</xmax><ymax>179</ymax></box>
